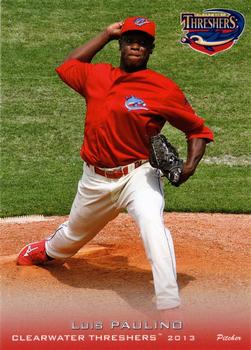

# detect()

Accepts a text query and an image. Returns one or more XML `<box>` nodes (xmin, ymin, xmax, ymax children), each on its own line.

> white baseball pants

<box><xmin>46</xmin><ymin>162</ymin><xmax>180</xmax><ymax>310</ymax></box>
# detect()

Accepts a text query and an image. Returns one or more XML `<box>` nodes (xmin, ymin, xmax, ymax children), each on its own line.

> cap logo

<box><xmin>134</xmin><ymin>17</ymin><xmax>150</xmax><ymax>27</ymax></box>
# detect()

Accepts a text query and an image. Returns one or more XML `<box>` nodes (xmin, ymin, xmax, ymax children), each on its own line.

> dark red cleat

<box><xmin>17</xmin><ymin>240</ymin><xmax>49</xmax><ymax>266</ymax></box>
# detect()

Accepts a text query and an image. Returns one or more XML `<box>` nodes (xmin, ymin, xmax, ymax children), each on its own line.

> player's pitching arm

<box><xmin>64</xmin><ymin>22</ymin><xmax>123</xmax><ymax>63</ymax></box>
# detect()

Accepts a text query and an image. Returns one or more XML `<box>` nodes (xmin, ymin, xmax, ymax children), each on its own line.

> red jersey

<box><xmin>56</xmin><ymin>59</ymin><xmax>214</xmax><ymax>168</ymax></box>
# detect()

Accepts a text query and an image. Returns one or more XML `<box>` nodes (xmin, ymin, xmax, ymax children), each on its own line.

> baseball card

<box><xmin>1</xmin><ymin>1</ymin><xmax>250</xmax><ymax>350</ymax></box>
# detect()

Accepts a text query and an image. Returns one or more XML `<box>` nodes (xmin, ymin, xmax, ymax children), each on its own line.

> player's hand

<box><xmin>175</xmin><ymin>163</ymin><xmax>195</xmax><ymax>186</ymax></box>
<box><xmin>106</xmin><ymin>21</ymin><xmax>123</xmax><ymax>40</ymax></box>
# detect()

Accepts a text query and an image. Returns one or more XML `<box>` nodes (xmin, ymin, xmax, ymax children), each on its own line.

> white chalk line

<box><xmin>203</xmin><ymin>155</ymin><xmax>251</xmax><ymax>166</ymax></box>
<box><xmin>0</xmin><ymin>215</ymin><xmax>55</xmax><ymax>224</ymax></box>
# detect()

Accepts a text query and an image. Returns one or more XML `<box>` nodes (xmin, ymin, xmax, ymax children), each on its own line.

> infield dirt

<box><xmin>1</xmin><ymin>213</ymin><xmax>250</xmax><ymax>349</ymax></box>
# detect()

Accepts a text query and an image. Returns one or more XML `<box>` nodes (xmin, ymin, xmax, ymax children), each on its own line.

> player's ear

<box><xmin>149</xmin><ymin>43</ymin><xmax>155</xmax><ymax>54</ymax></box>
<box><xmin>119</xmin><ymin>38</ymin><xmax>122</xmax><ymax>50</ymax></box>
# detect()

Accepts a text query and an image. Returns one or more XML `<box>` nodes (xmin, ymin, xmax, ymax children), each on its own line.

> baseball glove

<box><xmin>149</xmin><ymin>134</ymin><xmax>184</xmax><ymax>186</ymax></box>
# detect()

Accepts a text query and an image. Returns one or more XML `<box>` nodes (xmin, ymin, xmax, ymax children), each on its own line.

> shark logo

<box><xmin>125</xmin><ymin>96</ymin><xmax>149</xmax><ymax>111</ymax></box>
<box><xmin>180</xmin><ymin>9</ymin><xmax>245</xmax><ymax>55</ymax></box>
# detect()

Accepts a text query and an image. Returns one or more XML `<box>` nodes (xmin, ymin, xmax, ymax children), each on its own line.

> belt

<box><xmin>91</xmin><ymin>160</ymin><xmax>147</xmax><ymax>179</ymax></box>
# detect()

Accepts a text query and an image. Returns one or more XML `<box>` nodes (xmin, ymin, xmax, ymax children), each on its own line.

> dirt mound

<box><xmin>1</xmin><ymin>213</ymin><xmax>250</xmax><ymax>350</ymax></box>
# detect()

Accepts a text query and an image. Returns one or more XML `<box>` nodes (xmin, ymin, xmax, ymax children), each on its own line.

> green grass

<box><xmin>1</xmin><ymin>0</ymin><xmax>251</xmax><ymax>216</ymax></box>
<box><xmin>164</xmin><ymin>165</ymin><xmax>251</xmax><ymax>213</ymax></box>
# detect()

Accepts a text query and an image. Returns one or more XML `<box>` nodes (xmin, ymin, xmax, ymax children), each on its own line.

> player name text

<box><xmin>71</xmin><ymin>320</ymin><xmax>183</xmax><ymax>330</ymax></box>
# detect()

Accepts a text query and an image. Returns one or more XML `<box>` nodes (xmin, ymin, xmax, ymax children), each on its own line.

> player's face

<box><xmin>119</xmin><ymin>31</ymin><xmax>154</xmax><ymax>72</ymax></box>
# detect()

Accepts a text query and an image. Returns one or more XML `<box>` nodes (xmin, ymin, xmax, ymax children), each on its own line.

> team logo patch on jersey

<box><xmin>180</xmin><ymin>9</ymin><xmax>245</xmax><ymax>56</ymax></box>
<box><xmin>125</xmin><ymin>96</ymin><xmax>149</xmax><ymax>111</ymax></box>
<box><xmin>134</xmin><ymin>17</ymin><xmax>150</xmax><ymax>27</ymax></box>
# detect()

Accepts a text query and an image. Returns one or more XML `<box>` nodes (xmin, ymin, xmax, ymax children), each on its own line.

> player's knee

<box><xmin>137</xmin><ymin>213</ymin><xmax>163</xmax><ymax>232</ymax></box>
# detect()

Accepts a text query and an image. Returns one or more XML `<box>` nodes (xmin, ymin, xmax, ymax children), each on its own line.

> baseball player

<box><xmin>17</xmin><ymin>17</ymin><xmax>214</xmax><ymax>311</ymax></box>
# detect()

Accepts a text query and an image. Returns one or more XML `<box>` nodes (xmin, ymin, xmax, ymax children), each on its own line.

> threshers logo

<box><xmin>180</xmin><ymin>9</ymin><xmax>245</xmax><ymax>55</ymax></box>
<box><xmin>134</xmin><ymin>17</ymin><xmax>150</xmax><ymax>27</ymax></box>
<box><xmin>125</xmin><ymin>96</ymin><xmax>149</xmax><ymax>111</ymax></box>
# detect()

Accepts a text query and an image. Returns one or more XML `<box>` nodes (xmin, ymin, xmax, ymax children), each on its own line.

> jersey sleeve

<box><xmin>162</xmin><ymin>84</ymin><xmax>214</xmax><ymax>143</ymax></box>
<box><xmin>55</xmin><ymin>59</ymin><xmax>93</xmax><ymax>96</ymax></box>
